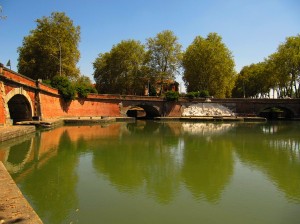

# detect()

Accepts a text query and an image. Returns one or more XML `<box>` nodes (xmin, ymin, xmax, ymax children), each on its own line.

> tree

<box><xmin>93</xmin><ymin>39</ymin><xmax>147</xmax><ymax>94</ymax></box>
<box><xmin>18</xmin><ymin>12</ymin><xmax>80</xmax><ymax>80</ymax></box>
<box><xmin>51</xmin><ymin>75</ymin><xmax>76</xmax><ymax>101</ymax></box>
<box><xmin>146</xmin><ymin>30</ymin><xmax>182</xmax><ymax>94</ymax></box>
<box><xmin>182</xmin><ymin>33</ymin><xmax>236</xmax><ymax>98</ymax></box>
<box><xmin>73</xmin><ymin>75</ymin><xmax>97</xmax><ymax>98</ymax></box>
<box><xmin>267</xmin><ymin>35</ymin><xmax>300</xmax><ymax>98</ymax></box>
<box><xmin>232</xmin><ymin>62</ymin><xmax>273</xmax><ymax>98</ymax></box>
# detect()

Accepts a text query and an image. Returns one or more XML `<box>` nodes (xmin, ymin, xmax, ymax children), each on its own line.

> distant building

<box><xmin>145</xmin><ymin>80</ymin><xmax>179</xmax><ymax>96</ymax></box>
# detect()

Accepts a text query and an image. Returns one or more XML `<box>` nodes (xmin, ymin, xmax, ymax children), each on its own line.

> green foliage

<box><xmin>183</xmin><ymin>33</ymin><xmax>236</xmax><ymax>98</ymax></box>
<box><xmin>232</xmin><ymin>34</ymin><xmax>300</xmax><ymax>98</ymax></box>
<box><xmin>149</xmin><ymin>85</ymin><xmax>157</xmax><ymax>96</ymax></box>
<box><xmin>93</xmin><ymin>30</ymin><xmax>182</xmax><ymax>96</ymax></box>
<box><xmin>199</xmin><ymin>90</ymin><xmax>210</xmax><ymax>97</ymax></box>
<box><xmin>147</xmin><ymin>30</ymin><xmax>182</xmax><ymax>93</ymax></box>
<box><xmin>18</xmin><ymin>12</ymin><xmax>81</xmax><ymax>80</ymax></box>
<box><xmin>232</xmin><ymin>62</ymin><xmax>272</xmax><ymax>98</ymax></box>
<box><xmin>51</xmin><ymin>76</ymin><xmax>76</xmax><ymax>101</ymax></box>
<box><xmin>164</xmin><ymin>91</ymin><xmax>179</xmax><ymax>101</ymax></box>
<box><xmin>93</xmin><ymin>40</ymin><xmax>147</xmax><ymax>94</ymax></box>
<box><xmin>74</xmin><ymin>76</ymin><xmax>97</xmax><ymax>98</ymax></box>
<box><xmin>186</xmin><ymin>92</ymin><xmax>198</xmax><ymax>99</ymax></box>
<box><xmin>267</xmin><ymin>35</ymin><xmax>300</xmax><ymax>98</ymax></box>
<box><xmin>186</xmin><ymin>90</ymin><xmax>210</xmax><ymax>99</ymax></box>
<box><xmin>42</xmin><ymin>79</ymin><xmax>52</xmax><ymax>86</ymax></box>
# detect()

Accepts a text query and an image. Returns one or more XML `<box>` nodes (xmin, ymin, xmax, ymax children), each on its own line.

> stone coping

<box><xmin>0</xmin><ymin>162</ymin><xmax>43</xmax><ymax>223</ymax></box>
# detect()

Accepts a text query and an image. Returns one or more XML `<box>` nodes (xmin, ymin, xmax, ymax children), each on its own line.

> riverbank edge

<box><xmin>0</xmin><ymin>162</ymin><xmax>43</xmax><ymax>223</ymax></box>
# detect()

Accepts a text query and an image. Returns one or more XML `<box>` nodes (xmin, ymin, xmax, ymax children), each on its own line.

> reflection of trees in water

<box><xmin>126</xmin><ymin>120</ymin><xmax>160</xmax><ymax>134</ymax></box>
<box><xmin>181</xmin><ymin>136</ymin><xmax>234</xmax><ymax>203</ymax></box>
<box><xmin>20</xmin><ymin>130</ymin><xmax>79</xmax><ymax>224</ymax></box>
<box><xmin>93</xmin><ymin>121</ymin><xmax>234</xmax><ymax>204</ymax></box>
<box><xmin>234</xmin><ymin>123</ymin><xmax>300</xmax><ymax>202</ymax></box>
<box><xmin>92</xmin><ymin>128</ymin><xmax>182</xmax><ymax>204</ymax></box>
<box><xmin>3</xmin><ymin>121</ymin><xmax>300</xmax><ymax>211</ymax></box>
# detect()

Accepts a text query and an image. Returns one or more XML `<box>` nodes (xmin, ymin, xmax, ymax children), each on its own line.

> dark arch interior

<box><xmin>259</xmin><ymin>107</ymin><xmax>294</xmax><ymax>120</ymax></box>
<box><xmin>8</xmin><ymin>94</ymin><xmax>32</xmax><ymax>124</ymax></box>
<box><xmin>126</xmin><ymin>105</ymin><xmax>161</xmax><ymax>119</ymax></box>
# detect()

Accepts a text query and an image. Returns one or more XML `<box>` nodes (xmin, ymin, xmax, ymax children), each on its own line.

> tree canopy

<box><xmin>93</xmin><ymin>30</ymin><xmax>182</xmax><ymax>95</ymax></box>
<box><xmin>182</xmin><ymin>33</ymin><xmax>236</xmax><ymax>98</ymax></box>
<box><xmin>17</xmin><ymin>12</ymin><xmax>81</xmax><ymax>80</ymax></box>
<box><xmin>268</xmin><ymin>35</ymin><xmax>300</xmax><ymax>98</ymax></box>
<box><xmin>93</xmin><ymin>40</ymin><xmax>147</xmax><ymax>94</ymax></box>
<box><xmin>232</xmin><ymin>62</ymin><xmax>274</xmax><ymax>98</ymax></box>
<box><xmin>146</xmin><ymin>30</ymin><xmax>182</xmax><ymax>91</ymax></box>
<box><xmin>232</xmin><ymin>34</ymin><xmax>300</xmax><ymax>98</ymax></box>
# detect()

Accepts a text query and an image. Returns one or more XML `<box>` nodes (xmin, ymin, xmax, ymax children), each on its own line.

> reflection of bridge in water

<box><xmin>0</xmin><ymin>122</ymin><xmax>300</xmax><ymax>205</ymax></box>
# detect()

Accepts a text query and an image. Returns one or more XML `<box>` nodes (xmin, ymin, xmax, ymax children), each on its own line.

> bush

<box><xmin>164</xmin><ymin>91</ymin><xmax>179</xmax><ymax>101</ymax></box>
<box><xmin>76</xmin><ymin>85</ymin><xmax>97</xmax><ymax>98</ymax></box>
<box><xmin>185</xmin><ymin>90</ymin><xmax>210</xmax><ymax>99</ymax></box>
<box><xmin>51</xmin><ymin>76</ymin><xmax>76</xmax><ymax>101</ymax></box>
<box><xmin>74</xmin><ymin>75</ymin><xmax>98</xmax><ymax>98</ymax></box>
<box><xmin>186</xmin><ymin>91</ymin><xmax>199</xmax><ymax>99</ymax></box>
<box><xmin>199</xmin><ymin>90</ymin><xmax>210</xmax><ymax>97</ymax></box>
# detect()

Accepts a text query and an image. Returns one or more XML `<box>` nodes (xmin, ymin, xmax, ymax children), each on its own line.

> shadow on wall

<box><xmin>59</xmin><ymin>98</ymin><xmax>71</xmax><ymax>113</ymax></box>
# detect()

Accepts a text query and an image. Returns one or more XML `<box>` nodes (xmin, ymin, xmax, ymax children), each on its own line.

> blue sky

<box><xmin>0</xmin><ymin>0</ymin><xmax>299</xmax><ymax>87</ymax></box>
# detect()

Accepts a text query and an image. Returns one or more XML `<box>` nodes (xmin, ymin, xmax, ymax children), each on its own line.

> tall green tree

<box><xmin>232</xmin><ymin>62</ymin><xmax>274</xmax><ymax>98</ymax></box>
<box><xmin>18</xmin><ymin>12</ymin><xmax>80</xmax><ymax>80</ymax></box>
<box><xmin>146</xmin><ymin>30</ymin><xmax>182</xmax><ymax>94</ymax></box>
<box><xmin>267</xmin><ymin>34</ymin><xmax>300</xmax><ymax>98</ymax></box>
<box><xmin>183</xmin><ymin>33</ymin><xmax>236</xmax><ymax>98</ymax></box>
<box><xmin>93</xmin><ymin>39</ymin><xmax>147</xmax><ymax>94</ymax></box>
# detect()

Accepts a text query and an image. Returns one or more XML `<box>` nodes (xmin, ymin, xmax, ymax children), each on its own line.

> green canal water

<box><xmin>0</xmin><ymin>121</ymin><xmax>300</xmax><ymax>224</ymax></box>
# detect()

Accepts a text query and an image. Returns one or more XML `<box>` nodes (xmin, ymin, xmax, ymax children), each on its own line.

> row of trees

<box><xmin>93</xmin><ymin>31</ymin><xmax>236</xmax><ymax>98</ymax></box>
<box><xmin>16</xmin><ymin>12</ymin><xmax>300</xmax><ymax>99</ymax></box>
<box><xmin>93</xmin><ymin>30</ymin><xmax>182</xmax><ymax>95</ymax></box>
<box><xmin>233</xmin><ymin>35</ymin><xmax>300</xmax><ymax>98</ymax></box>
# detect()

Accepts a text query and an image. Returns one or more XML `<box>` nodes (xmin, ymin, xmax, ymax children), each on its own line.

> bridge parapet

<box><xmin>1</xmin><ymin>67</ymin><xmax>37</xmax><ymax>89</ymax></box>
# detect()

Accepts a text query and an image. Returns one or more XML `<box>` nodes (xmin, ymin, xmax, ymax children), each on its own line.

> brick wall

<box><xmin>39</xmin><ymin>92</ymin><xmax>121</xmax><ymax>119</ymax></box>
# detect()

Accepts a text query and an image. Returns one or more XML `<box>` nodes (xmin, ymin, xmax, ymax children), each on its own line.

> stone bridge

<box><xmin>0</xmin><ymin>65</ymin><xmax>299</xmax><ymax>125</ymax></box>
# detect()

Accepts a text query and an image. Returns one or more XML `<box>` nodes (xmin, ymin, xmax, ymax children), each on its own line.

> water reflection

<box><xmin>181</xmin><ymin>135</ymin><xmax>234</xmax><ymax>203</ymax></box>
<box><xmin>0</xmin><ymin>121</ymin><xmax>300</xmax><ymax>223</ymax></box>
<box><xmin>234</xmin><ymin>122</ymin><xmax>300</xmax><ymax>203</ymax></box>
<box><xmin>181</xmin><ymin>122</ymin><xmax>235</xmax><ymax>135</ymax></box>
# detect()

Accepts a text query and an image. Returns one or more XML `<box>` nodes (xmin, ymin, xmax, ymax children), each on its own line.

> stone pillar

<box><xmin>34</xmin><ymin>79</ymin><xmax>43</xmax><ymax>120</ymax></box>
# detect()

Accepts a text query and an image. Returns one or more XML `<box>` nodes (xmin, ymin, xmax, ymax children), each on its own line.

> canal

<box><xmin>0</xmin><ymin>121</ymin><xmax>299</xmax><ymax>224</ymax></box>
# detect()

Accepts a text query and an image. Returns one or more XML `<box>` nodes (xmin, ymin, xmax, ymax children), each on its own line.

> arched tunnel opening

<box><xmin>259</xmin><ymin>107</ymin><xmax>294</xmax><ymax>120</ymax></box>
<box><xmin>126</xmin><ymin>105</ymin><xmax>161</xmax><ymax>119</ymax></box>
<box><xmin>8</xmin><ymin>94</ymin><xmax>33</xmax><ymax>124</ymax></box>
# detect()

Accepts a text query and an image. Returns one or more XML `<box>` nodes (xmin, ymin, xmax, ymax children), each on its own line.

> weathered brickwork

<box><xmin>39</xmin><ymin>93</ymin><xmax>121</xmax><ymax>119</ymax></box>
<box><xmin>0</xmin><ymin>67</ymin><xmax>300</xmax><ymax>125</ymax></box>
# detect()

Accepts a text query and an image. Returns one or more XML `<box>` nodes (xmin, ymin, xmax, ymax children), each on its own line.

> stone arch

<box><xmin>5</xmin><ymin>87</ymin><xmax>34</xmax><ymax>124</ymax></box>
<box><xmin>259</xmin><ymin>106</ymin><xmax>295</xmax><ymax>119</ymax></box>
<box><xmin>126</xmin><ymin>104</ymin><xmax>161</xmax><ymax>118</ymax></box>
